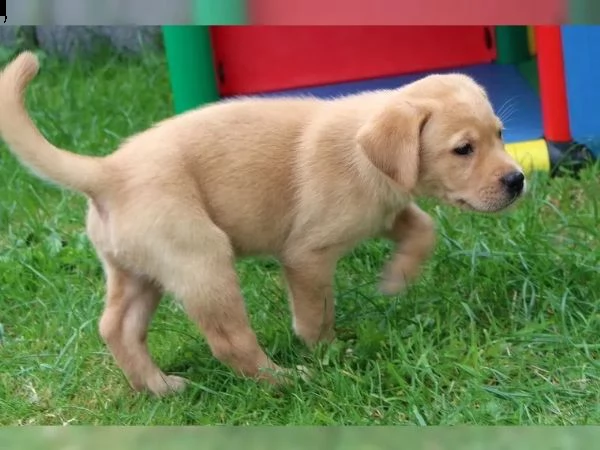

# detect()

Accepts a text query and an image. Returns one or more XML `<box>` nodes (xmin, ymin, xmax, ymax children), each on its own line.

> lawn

<box><xmin>3</xmin><ymin>426</ymin><xmax>600</xmax><ymax>450</ymax></box>
<box><xmin>0</xmin><ymin>50</ymin><xmax>599</xmax><ymax>426</ymax></box>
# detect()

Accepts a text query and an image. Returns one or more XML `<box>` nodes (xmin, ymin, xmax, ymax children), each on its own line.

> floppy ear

<box><xmin>356</xmin><ymin>101</ymin><xmax>431</xmax><ymax>192</ymax></box>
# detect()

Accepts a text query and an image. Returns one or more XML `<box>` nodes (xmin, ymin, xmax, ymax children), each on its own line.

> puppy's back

<box><xmin>107</xmin><ymin>96</ymin><xmax>324</xmax><ymax>256</ymax></box>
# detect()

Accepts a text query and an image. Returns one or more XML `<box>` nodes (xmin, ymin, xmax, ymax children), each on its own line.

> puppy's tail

<box><xmin>0</xmin><ymin>51</ymin><xmax>106</xmax><ymax>196</ymax></box>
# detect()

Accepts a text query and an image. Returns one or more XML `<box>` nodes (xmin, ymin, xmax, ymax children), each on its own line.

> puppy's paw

<box><xmin>148</xmin><ymin>374</ymin><xmax>189</xmax><ymax>397</ymax></box>
<box><xmin>378</xmin><ymin>255</ymin><xmax>420</xmax><ymax>296</ymax></box>
<box><xmin>294</xmin><ymin>323</ymin><xmax>336</xmax><ymax>349</ymax></box>
<box><xmin>259</xmin><ymin>364</ymin><xmax>312</xmax><ymax>386</ymax></box>
<box><xmin>279</xmin><ymin>365</ymin><xmax>314</xmax><ymax>385</ymax></box>
<box><xmin>378</xmin><ymin>273</ymin><xmax>407</xmax><ymax>296</ymax></box>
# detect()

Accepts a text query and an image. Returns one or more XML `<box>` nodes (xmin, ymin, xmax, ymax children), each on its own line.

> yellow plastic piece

<box><xmin>527</xmin><ymin>26</ymin><xmax>536</xmax><ymax>56</ymax></box>
<box><xmin>505</xmin><ymin>139</ymin><xmax>549</xmax><ymax>174</ymax></box>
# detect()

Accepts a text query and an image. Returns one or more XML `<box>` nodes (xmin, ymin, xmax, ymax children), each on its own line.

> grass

<box><xmin>0</xmin><ymin>51</ymin><xmax>599</xmax><ymax>426</ymax></box>
<box><xmin>4</xmin><ymin>427</ymin><xmax>600</xmax><ymax>450</ymax></box>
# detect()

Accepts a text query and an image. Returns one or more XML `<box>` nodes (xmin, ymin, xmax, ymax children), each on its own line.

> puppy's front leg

<box><xmin>379</xmin><ymin>203</ymin><xmax>436</xmax><ymax>295</ymax></box>
<box><xmin>282</xmin><ymin>250</ymin><xmax>338</xmax><ymax>347</ymax></box>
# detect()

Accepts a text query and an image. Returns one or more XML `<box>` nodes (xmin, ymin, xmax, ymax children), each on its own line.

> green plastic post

<box><xmin>161</xmin><ymin>1</ymin><xmax>248</xmax><ymax>114</ymax></box>
<box><xmin>193</xmin><ymin>0</ymin><xmax>248</xmax><ymax>24</ymax></box>
<box><xmin>162</xmin><ymin>25</ymin><xmax>219</xmax><ymax>114</ymax></box>
<box><xmin>494</xmin><ymin>26</ymin><xmax>530</xmax><ymax>65</ymax></box>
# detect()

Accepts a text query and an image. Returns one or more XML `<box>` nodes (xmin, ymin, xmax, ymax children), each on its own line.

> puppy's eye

<box><xmin>498</xmin><ymin>129</ymin><xmax>503</xmax><ymax>139</ymax></box>
<box><xmin>453</xmin><ymin>143</ymin><xmax>473</xmax><ymax>156</ymax></box>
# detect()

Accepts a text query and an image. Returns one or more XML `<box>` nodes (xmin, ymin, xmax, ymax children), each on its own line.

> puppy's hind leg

<box><xmin>98</xmin><ymin>261</ymin><xmax>187</xmax><ymax>396</ymax></box>
<box><xmin>151</xmin><ymin>219</ymin><xmax>284</xmax><ymax>385</ymax></box>
<box><xmin>102</xmin><ymin>193</ymin><xmax>285</xmax><ymax>390</ymax></box>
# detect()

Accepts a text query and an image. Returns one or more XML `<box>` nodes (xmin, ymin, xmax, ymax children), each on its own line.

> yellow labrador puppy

<box><xmin>0</xmin><ymin>52</ymin><xmax>525</xmax><ymax>396</ymax></box>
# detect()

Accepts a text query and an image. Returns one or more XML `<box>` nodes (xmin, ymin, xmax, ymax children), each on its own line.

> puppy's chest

<box><xmin>361</xmin><ymin>195</ymin><xmax>408</xmax><ymax>235</ymax></box>
<box><xmin>314</xmin><ymin>192</ymin><xmax>408</xmax><ymax>246</ymax></box>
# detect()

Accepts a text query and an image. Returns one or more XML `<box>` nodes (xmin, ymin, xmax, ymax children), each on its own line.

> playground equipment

<box><xmin>569</xmin><ymin>0</ymin><xmax>600</xmax><ymax>24</ymax></box>
<box><xmin>162</xmin><ymin>25</ymin><xmax>597</xmax><ymax>176</ymax></box>
<box><xmin>163</xmin><ymin>26</ymin><xmax>219</xmax><ymax>113</ymax></box>
<box><xmin>162</xmin><ymin>0</ymin><xmax>246</xmax><ymax>112</ymax></box>
<box><xmin>193</xmin><ymin>0</ymin><xmax>246</xmax><ymax>24</ymax></box>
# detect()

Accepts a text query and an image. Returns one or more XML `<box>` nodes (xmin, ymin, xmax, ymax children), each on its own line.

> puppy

<box><xmin>0</xmin><ymin>52</ymin><xmax>525</xmax><ymax>396</ymax></box>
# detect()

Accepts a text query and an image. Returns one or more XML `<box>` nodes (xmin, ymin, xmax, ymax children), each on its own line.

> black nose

<box><xmin>501</xmin><ymin>171</ymin><xmax>525</xmax><ymax>195</ymax></box>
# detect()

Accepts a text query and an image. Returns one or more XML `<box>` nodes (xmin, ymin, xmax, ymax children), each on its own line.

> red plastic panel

<box><xmin>210</xmin><ymin>26</ymin><xmax>496</xmax><ymax>96</ymax></box>
<box><xmin>248</xmin><ymin>0</ymin><xmax>565</xmax><ymax>25</ymax></box>
<box><xmin>536</xmin><ymin>25</ymin><xmax>571</xmax><ymax>142</ymax></box>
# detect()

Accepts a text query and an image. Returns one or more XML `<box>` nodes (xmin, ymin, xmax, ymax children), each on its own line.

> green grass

<box><xmin>0</xmin><ymin>52</ymin><xmax>599</xmax><ymax>426</ymax></box>
<box><xmin>4</xmin><ymin>426</ymin><xmax>600</xmax><ymax>450</ymax></box>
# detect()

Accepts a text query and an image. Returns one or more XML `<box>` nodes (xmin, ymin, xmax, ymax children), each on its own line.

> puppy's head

<box><xmin>357</xmin><ymin>74</ymin><xmax>525</xmax><ymax>213</ymax></box>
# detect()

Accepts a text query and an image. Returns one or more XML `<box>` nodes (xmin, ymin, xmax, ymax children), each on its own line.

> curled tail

<box><xmin>0</xmin><ymin>51</ymin><xmax>106</xmax><ymax>196</ymax></box>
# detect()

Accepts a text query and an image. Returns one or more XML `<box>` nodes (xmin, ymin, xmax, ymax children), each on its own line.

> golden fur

<box><xmin>0</xmin><ymin>52</ymin><xmax>525</xmax><ymax>396</ymax></box>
